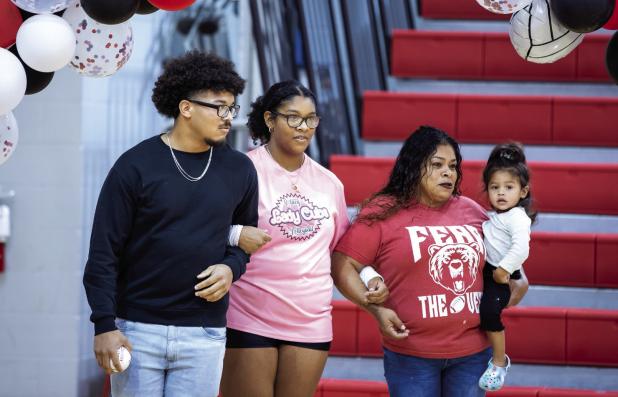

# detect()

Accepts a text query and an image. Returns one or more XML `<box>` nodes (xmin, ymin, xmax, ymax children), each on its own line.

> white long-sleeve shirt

<box><xmin>482</xmin><ymin>206</ymin><xmax>531</xmax><ymax>274</ymax></box>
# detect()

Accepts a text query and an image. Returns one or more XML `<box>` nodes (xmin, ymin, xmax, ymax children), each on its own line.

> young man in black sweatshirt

<box><xmin>83</xmin><ymin>51</ymin><xmax>258</xmax><ymax>396</ymax></box>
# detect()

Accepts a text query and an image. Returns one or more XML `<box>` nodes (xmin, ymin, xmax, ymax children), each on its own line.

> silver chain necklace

<box><xmin>165</xmin><ymin>132</ymin><xmax>213</xmax><ymax>182</ymax></box>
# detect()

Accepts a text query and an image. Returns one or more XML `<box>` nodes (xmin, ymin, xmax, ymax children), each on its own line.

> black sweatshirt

<box><xmin>83</xmin><ymin>134</ymin><xmax>258</xmax><ymax>335</ymax></box>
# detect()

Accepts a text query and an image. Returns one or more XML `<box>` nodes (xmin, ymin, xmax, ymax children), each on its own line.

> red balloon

<box><xmin>605</xmin><ymin>0</ymin><xmax>618</xmax><ymax>29</ymax></box>
<box><xmin>0</xmin><ymin>1</ymin><xmax>23</xmax><ymax>49</ymax></box>
<box><xmin>146</xmin><ymin>0</ymin><xmax>195</xmax><ymax>11</ymax></box>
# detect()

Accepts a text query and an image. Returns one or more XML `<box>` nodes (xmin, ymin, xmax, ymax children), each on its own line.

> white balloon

<box><xmin>0</xmin><ymin>112</ymin><xmax>19</xmax><ymax>166</ymax></box>
<box><xmin>510</xmin><ymin>0</ymin><xmax>584</xmax><ymax>64</ymax></box>
<box><xmin>63</xmin><ymin>3</ymin><xmax>133</xmax><ymax>78</ymax></box>
<box><xmin>16</xmin><ymin>14</ymin><xmax>76</xmax><ymax>73</ymax></box>
<box><xmin>11</xmin><ymin>0</ymin><xmax>74</xmax><ymax>14</ymax></box>
<box><xmin>476</xmin><ymin>0</ymin><xmax>532</xmax><ymax>14</ymax></box>
<box><xmin>0</xmin><ymin>49</ymin><xmax>26</xmax><ymax>115</ymax></box>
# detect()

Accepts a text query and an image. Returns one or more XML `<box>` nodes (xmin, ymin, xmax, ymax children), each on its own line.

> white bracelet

<box><xmin>359</xmin><ymin>266</ymin><xmax>383</xmax><ymax>289</ymax></box>
<box><xmin>228</xmin><ymin>225</ymin><xmax>243</xmax><ymax>246</ymax></box>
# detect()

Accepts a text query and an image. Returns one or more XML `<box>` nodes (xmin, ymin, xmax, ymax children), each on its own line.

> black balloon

<box><xmin>176</xmin><ymin>17</ymin><xmax>196</xmax><ymax>35</ymax></box>
<box><xmin>81</xmin><ymin>0</ymin><xmax>140</xmax><ymax>25</ymax></box>
<box><xmin>607</xmin><ymin>31</ymin><xmax>618</xmax><ymax>84</ymax></box>
<box><xmin>198</xmin><ymin>18</ymin><xmax>219</xmax><ymax>35</ymax></box>
<box><xmin>8</xmin><ymin>45</ymin><xmax>54</xmax><ymax>95</ymax></box>
<box><xmin>136</xmin><ymin>0</ymin><xmax>158</xmax><ymax>15</ymax></box>
<box><xmin>550</xmin><ymin>0</ymin><xmax>615</xmax><ymax>33</ymax></box>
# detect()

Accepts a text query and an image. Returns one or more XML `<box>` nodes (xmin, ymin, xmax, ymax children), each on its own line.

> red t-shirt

<box><xmin>336</xmin><ymin>196</ymin><xmax>490</xmax><ymax>358</ymax></box>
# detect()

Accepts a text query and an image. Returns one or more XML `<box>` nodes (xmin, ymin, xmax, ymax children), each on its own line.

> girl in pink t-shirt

<box><xmin>220</xmin><ymin>81</ymin><xmax>386</xmax><ymax>397</ymax></box>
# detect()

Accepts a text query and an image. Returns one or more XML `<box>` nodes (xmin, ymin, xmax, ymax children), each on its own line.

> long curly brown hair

<box><xmin>357</xmin><ymin>126</ymin><xmax>463</xmax><ymax>224</ymax></box>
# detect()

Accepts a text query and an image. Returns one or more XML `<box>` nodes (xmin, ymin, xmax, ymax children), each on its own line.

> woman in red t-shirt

<box><xmin>332</xmin><ymin>126</ymin><xmax>529</xmax><ymax>397</ymax></box>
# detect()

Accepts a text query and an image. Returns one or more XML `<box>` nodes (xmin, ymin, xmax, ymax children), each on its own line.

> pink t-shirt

<box><xmin>227</xmin><ymin>146</ymin><xmax>349</xmax><ymax>342</ymax></box>
<box><xmin>336</xmin><ymin>196</ymin><xmax>490</xmax><ymax>358</ymax></box>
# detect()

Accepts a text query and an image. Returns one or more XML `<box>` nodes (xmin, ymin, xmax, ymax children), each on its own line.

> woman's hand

<box><xmin>238</xmin><ymin>226</ymin><xmax>271</xmax><ymax>254</ymax></box>
<box><xmin>368</xmin><ymin>306</ymin><xmax>409</xmax><ymax>340</ymax></box>
<box><xmin>365</xmin><ymin>277</ymin><xmax>389</xmax><ymax>304</ymax></box>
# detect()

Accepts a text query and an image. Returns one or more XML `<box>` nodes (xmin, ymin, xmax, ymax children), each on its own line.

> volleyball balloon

<box><xmin>510</xmin><ymin>0</ymin><xmax>584</xmax><ymax>64</ymax></box>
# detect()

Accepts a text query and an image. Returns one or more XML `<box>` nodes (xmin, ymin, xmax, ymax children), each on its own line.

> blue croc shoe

<box><xmin>478</xmin><ymin>354</ymin><xmax>511</xmax><ymax>391</ymax></box>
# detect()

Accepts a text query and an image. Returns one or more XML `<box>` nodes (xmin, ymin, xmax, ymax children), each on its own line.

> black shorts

<box><xmin>226</xmin><ymin>328</ymin><xmax>331</xmax><ymax>351</ymax></box>
<box><xmin>479</xmin><ymin>262</ymin><xmax>518</xmax><ymax>332</ymax></box>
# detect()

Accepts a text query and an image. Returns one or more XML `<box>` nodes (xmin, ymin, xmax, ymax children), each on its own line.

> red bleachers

<box><xmin>330</xmin><ymin>156</ymin><xmax>618</xmax><ymax>215</ymax></box>
<box><xmin>566</xmin><ymin>309</ymin><xmax>618</xmax><ymax>367</ymax></box>
<box><xmin>316</xmin><ymin>379</ymin><xmax>389</xmax><ymax>397</ymax></box>
<box><xmin>361</xmin><ymin>91</ymin><xmax>618</xmax><ymax>146</ymax></box>
<box><xmin>503</xmin><ymin>307</ymin><xmax>567</xmax><ymax>365</ymax></box>
<box><xmin>331</xmin><ymin>302</ymin><xmax>618</xmax><ymax>367</ymax></box>
<box><xmin>525</xmin><ymin>233</ymin><xmax>596</xmax><ymax>288</ymax></box>
<box><xmin>391</xmin><ymin>31</ymin><xmax>611</xmax><ymax>82</ymax></box>
<box><xmin>596</xmin><ymin>235</ymin><xmax>618</xmax><ymax>288</ymax></box>
<box><xmin>315</xmin><ymin>379</ymin><xmax>618</xmax><ymax>396</ymax></box>
<box><xmin>418</xmin><ymin>0</ymin><xmax>508</xmax><ymax>20</ymax></box>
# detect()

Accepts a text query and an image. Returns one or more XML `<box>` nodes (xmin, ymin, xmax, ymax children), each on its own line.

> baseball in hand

<box><xmin>110</xmin><ymin>346</ymin><xmax>131</xmax><ymax>373</ymax></box>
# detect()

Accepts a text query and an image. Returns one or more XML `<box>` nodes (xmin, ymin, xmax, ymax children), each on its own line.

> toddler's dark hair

<box><xmin>482</xmin><ymin>143</ymin><xmax>537</xmax><ymax>223</ymax></box>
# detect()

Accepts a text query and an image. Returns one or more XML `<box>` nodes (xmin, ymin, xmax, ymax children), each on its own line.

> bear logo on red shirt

<box><xmin>428</xmin><ymin>242</ymin><xmax>480</xmax><ymax>296</ymax></box>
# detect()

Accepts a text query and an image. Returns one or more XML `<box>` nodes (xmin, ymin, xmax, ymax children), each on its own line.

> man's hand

<box><xmin>365</xmin><ymin>277</ymin><xmax>389</xmax><ymax>304</ymax></box>
<box><xmin>493</xmin><ymin>267</ymin><xmax>511</xmax><ymax>284</ymax></box>
<box><xmin>94</xmin><ymin>330</ymin><xmax>132</xmax><ymax>375</ymax></box>
<box><xmin>368</xmin><ymin>306</ymin><xmax>409</xmax><ymax>340</ymax></box>
<box><xmin>195</xmin><ymin>264</ymin><xmax>233</xmax><ymax>302</ymax></box>
<box><xmin>238</xmin><ymin>226</ymin><xmax>272</xmax><ymax>254</ymax></box>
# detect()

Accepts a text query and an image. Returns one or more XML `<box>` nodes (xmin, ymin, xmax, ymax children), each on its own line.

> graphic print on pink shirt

<box><xmin>269</xmin><ymin>192</ymin><xmax>331</xmax><ymax>241</ymax></box>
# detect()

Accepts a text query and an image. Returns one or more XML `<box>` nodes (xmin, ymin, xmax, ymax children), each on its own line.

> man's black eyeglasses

<box><xmin>186</xmin><ymin>99</ymin><xmax>240</xmax><ymax>119</ymax></box>
<box><xmin>270</xmin><ymin>111</ymin><xmax>320</xmax><ymax>129</ymax></box>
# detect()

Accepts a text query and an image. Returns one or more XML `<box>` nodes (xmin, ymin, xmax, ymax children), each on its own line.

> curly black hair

<box><xmin>357</xmin><ymin>126</ymin><xmax>462</xmax><ymax>224</ymax></box>
<box><xmin>152</xmin><ymin>51</ymin><xmax>246</xmax><ymax>119</ymax></box>
<box><xmin>483</xmin><ymin>142</ymin><xmax>537</xmax><ymax>223</ymax></box>
<box><xmin>247</xmin><ymin>80</ymin><xmax>316</xmax><ymax>145</ymax></box>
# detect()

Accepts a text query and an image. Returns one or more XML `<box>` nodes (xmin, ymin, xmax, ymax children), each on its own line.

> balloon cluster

<box><xmin>0</xmin><ymin>0</ymin><xmax>196</xmax><ymax>166</ymax></box>
<box><xmin>475</xmin><ymin>0</ymin><xmax>618</xmax><ymax>84</ymax></box>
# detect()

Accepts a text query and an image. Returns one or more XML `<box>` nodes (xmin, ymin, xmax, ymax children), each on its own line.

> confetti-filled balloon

<box><xmin>0</xmin><ymin>48</ymin><xmax>27</xmax><ymax>115</ymax></box>
<box><xmin>1</xmin><ymin>1</ymin><xmax>23</xmax><ymax>49</ymax></box>
<box><xmin>63</xmin><ymin>2</ymin><xmax>133</xmax><ymax>77</ymax></box>
<box><xmin>11</xmin><ymin>0</ymin><xmax>73</xmax><ymax>14</ymax></box>
<box><xmin>0</xmin><ymin>112</ymin><xmax>19</xmax><ymax>166</ymax></box>
<box><xmin>475</xmin><ymin>0</ymin><xmax>532</xmax><ymax>14</ymax></box>
<box><xmin>16</xmin><ymin>14</ymin><xmax>76</xmax><ymax>72</ymax></box>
